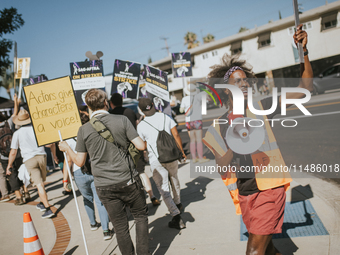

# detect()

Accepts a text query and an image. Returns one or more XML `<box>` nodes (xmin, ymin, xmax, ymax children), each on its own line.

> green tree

<box><xmin>184</xmin><ymin>32</ymin><xmax>200</xmax><ymax>49</ymax></box>
<box><xmin>0</xmin><ymin>65</ymin><xmax>14</xmax><ymax>90</ymax></box>
<box><xmin>238</xmin><ymin>27</ymin><xmax>249</xmax><ymax>33</ymax></box>
<box><xmin>279</xmin><ymin>10</ymin><xmax>282</xmax><ymax>20</ymax></box>
<box><xmin>203</xmin><ymin>33</ymin><xmax>215</xmax><ymax>44</ymax></box>
<box><xmin>148</xmin><ymin>56</ymin><xmax>152</xmax><ymax>64</ymax></box>
<box><xmin>0</xmin><ymin>7</ymin><xmax>24</xmax><ymax>76</ymax></box>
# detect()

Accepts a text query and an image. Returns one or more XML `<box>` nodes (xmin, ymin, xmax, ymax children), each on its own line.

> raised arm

<box><xmin>12</xmin><ymin>94</ymin><xmax>21</xmax><ymax>116</ymax></box>
<box><xmin>281</xmin><ymin>24</ymin><xmax>313</xmax><ymax>102</ymax></box>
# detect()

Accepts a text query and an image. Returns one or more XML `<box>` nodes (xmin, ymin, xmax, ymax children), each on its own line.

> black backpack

<box><xmin>0</xmin><ymin>121</ymin><xmax>13</xmax><ymax>157</ymax></box>
<box><xmin>73</xmin><ymin>138</ymin><xmax>92</xmax><ymax>175</ymax></box>
<box><xmin>143</xmin><ymin>114</ymin><xmax>182</xmax><ymax>163</ymax></box>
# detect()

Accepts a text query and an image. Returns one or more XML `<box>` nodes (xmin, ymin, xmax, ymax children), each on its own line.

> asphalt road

<box><xmin>177</xmin><ymin>89</ymin><xmax>340</xmax><ymax>185</ymax></box>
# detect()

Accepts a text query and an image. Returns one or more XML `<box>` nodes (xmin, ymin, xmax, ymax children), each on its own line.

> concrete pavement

<box><xmin>1</xmin><ymin>160</ymin><xmax>339</xmax><ymax>255</ymax></box>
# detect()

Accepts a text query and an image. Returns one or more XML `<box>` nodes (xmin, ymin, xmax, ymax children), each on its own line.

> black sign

<box><xmin>70</xmin><ymin>60</ymin><xmax>103</xmax><ymax>80</ymax></box>
<box><xmin>171</xmin><ymin>52</ymin><xmax>192</xmax><ymax>78</ymax></box>
<box><xmin>111</xmin><ymin>59</ymin><xmax>141</xmax><ymax>99</ymax></box>
<box><xmin>29</xmin><ymin>75</ymin><xmax>48</xmax><ymax>85</ymax></box>
<box><xmin>143</xmin><ymin>65</ymin><xmax>171</xmax><ymax>116</ymax></box>
<box><xmin>69</xmin><ymin>60</ymin><xmax>105</xmax><ymax>106</ymax></box>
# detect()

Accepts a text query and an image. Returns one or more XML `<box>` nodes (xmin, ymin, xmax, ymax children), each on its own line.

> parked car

<box><xmin>313</xmin><ymin>63</ymin><xmax>340</xmax><ymax>95</ymax></box>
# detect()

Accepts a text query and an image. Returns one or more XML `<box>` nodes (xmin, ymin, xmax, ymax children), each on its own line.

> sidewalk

<box><xmin>1</xmin><ymin>161</ymin><xmax>339</xmax><ymax>255</ymax></box>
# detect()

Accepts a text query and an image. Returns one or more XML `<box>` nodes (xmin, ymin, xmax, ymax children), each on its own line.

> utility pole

<box><xmin>160</xmin><ymin>37</ymin><xmax>170</xmax><ymax>56</ymax></box>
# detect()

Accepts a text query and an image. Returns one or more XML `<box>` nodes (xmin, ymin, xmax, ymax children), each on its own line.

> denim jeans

<box><xmin>150</xmin><ymin>160</ymin><xmax>181</xmax><ymax>216</ymax></box>
<box><xmin>73</xmin><ymin>170</ymin><xmax>110</xmax><ymax>231</ymax></box>
<box><xmin>96</xmin><ymin>175</ymin><xmax>149</xmax><ymax>255</ymax></box>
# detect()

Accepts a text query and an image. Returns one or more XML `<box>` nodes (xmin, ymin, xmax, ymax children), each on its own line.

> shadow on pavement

<box><xmin>180</xmin><ymin>176</ymin><xmax>213</xmax><ymax>209</ymax></box>
<box><xmin>64</xmin><ymin>245</ymin><xmax>79</xmax><ymax>255</ymax></box>
<box><xmin>148</xmin><ymin>212</ymin><xmax>195</xmax><ymax>255</ymax></box>
<box><xmin>29</xmin><ymin>178</ymin><xmax>63</xmax><ymax>201</ymax></box>
<box><xmin>52</xmin><ymin>189</ymin><xmax>81</xmax><ymax>216</ymax></box>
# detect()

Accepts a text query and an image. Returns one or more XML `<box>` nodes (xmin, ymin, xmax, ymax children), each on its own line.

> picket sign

<box><xmin>58</xmin><ymin>130</ymin><xmax>89</xmax><ymax>255</ymax></box>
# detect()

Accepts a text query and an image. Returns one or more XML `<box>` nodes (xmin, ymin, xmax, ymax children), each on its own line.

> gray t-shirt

<box><xmin>76</xmin><ymin>113</ymin><xmax>139</xmax><ymax>187</ymax></box>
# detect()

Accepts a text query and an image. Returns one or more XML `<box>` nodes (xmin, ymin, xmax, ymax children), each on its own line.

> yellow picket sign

<box><xmin>23</xmin><ymin>76</ymin><xmax>81</xmax><ymax>146</ymax></box>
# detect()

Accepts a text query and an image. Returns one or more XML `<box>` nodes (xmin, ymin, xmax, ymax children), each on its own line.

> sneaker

<box><xmin>198</xmin><ymin>158</ymin><xmax>210</xmax><ymax>163</ymax></box>
<box><xmin>103</xmin><ymin>229</ymin><xmax>113</xmax><ymax>241</ymax></box>
<box><xmin>62</xmin><ymin>190</ymin><xmax>72</xmax><ymax>196</ymax></box>
<box><xmin>42</xmin><ymin>209</ymin><xmax>54</xmax><ymax>219</ymax></box>
<box><xmin>0</xmin><ymin>195</ymin><xmax>10</xmax><ymax>202</ymax></box>
<box><xmin>23</xmin><ymin>192</ymin><xmax>31</xmax><ymax>202</ymax></box>
<box><xmin>176</xmin><ymin>203</ymin><xmax>184</xmax><ymax>213</ymax></box>
<box><xmin>192</xmin><ymin>158</ymin><xmax>199</xmax><ymax>163</ymax></box>
<box><xmin>168</xmin><ymin>215</ymin><xmax>186</xmax><ymax>230</ymax></box>
<box><xmin>151</xmin><ymin>197</ymin><xmax>161</xmax><ymax>206</ymax></box>
<box><xmin>14</xmin><ymin>197</ymin><xmax>25</xmax><ymax>206</ymax></box>
<box><xmin>36</xmin><ymin>202</ymin><xmax>46</xmax><ymax>212</ymax></box>
<box><xmin>90</xmin><ymin>222</ymin><xmax>101</xmax><ymax>231</ymax></box>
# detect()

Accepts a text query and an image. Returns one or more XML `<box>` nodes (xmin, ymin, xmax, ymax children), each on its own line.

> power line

<box><xmin>160</xmin><ymin>37</ymin><xmax>170</xmax><ymax>56</ymax></box>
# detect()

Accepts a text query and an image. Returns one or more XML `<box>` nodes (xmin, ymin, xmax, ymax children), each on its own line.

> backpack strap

<box><xmin>89</xmin><ymin>116</ymin><xmax>134</xmax><ymax>182</ymax></box>
<box><xmin>90</xmin><ymin>117</ymin><xmax>114</xmax><ymax>143</ymax></box>
<box><xmin>142</xmin><ymin>119</ymin><xmax>159</xmax><ymax>131</ymax></box>
<box><xmin>163</xmin><ymin>114</ymin><xmax>166</xmax><ymax>131</ymax></box>
<box><xmin>141</xmin><ymin>117</ymin><xmax>162</xmax><ymax>158</ymax></box>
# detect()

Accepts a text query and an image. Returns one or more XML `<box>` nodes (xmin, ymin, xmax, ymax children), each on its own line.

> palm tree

<box><xmin>203</xmin><ymin>33</ymin><xmax>215</xmax><ymax>44</ymax></box>
<box><xmin>184</xmin><ymin>32</ymin><xmax>200</xmax><ymax>49</ymax></box>
<box><xmin>238</xmin><ymin>27</ymin><xmax>249</xmax><ymax>33</ymax></box>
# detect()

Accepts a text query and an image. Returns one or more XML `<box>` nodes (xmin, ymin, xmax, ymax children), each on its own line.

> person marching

<box><xmin>137</xmin><ymin>98</ymin><xmax>186</xmax><ymax>230</ymax></box>
<box><xmin>180</xmin><ymin>84</ymin><xmax>210</xmax><ymax>164</ymax></box>
<box><xmin>203</xmin><ymin>25</ymin><xmax>313</xmax><ymax>255</ymax></box>
<box><xmin>59</xmin><ymin>89</ymin><xmax>149</xmax><ymax>255</ymax></box>
<box><xmin>109</xmin><ymin>93</ymin><xmax>161</xmax><ymax>206</ymax></box>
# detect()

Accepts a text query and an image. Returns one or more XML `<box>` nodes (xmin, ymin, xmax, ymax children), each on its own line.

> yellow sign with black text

<box><xmin>23</xmin><ymin>76</ymin><xmax>81</xmax><ymax>146</ymax></box>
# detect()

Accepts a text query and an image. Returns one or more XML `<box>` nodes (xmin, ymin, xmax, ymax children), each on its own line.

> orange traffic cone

<box><xmin>23</xmin><ymin>212</ymin><xmax>45</xmax><ymax>255</ymax></box>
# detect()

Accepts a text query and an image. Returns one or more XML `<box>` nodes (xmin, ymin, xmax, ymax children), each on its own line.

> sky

<box><xmin>1</xmin><ymin>0</ymin><xmax>337</xmax><ymax>80</ymax></box>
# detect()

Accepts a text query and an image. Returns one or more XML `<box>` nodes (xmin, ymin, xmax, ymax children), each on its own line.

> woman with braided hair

<box><xmin>203</xmin><ymin>25</ymin><xmax>313</xmax><ymax>255</ymax></box>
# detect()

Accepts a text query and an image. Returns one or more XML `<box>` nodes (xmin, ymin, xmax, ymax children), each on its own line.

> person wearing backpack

<box><xmin>0</xmin><ymin>94</ymin><xmax>30</xmax><ymax>205</ymax></box>
<box><xmin>58</xmin><ymin>89</ymin><xmax>149</xmax><ymax>255</ymax></box>
<box><xmin>137</xmin><ymin>98</ymin><xmax>187</xmax><ymax>230</ymax></box>
<box><xmin>110</xmin><ymin>93</ymin><xmax>161</xmax><ymax>207</ymax></box>
<box><xmin>62</xmin><ymin>111</ymin><xmax>112</xmax><ymax>240</ymax></box>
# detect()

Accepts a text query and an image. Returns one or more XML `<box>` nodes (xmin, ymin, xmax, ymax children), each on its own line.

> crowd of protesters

<box><xmin>0</xmin><ymin>25</ymin><xmax>312</xmax><ymax>255</ymax></box>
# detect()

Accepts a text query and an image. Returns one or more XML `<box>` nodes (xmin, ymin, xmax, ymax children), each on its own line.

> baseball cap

<box><xmin>138</xmin><ymin>98</ymin><xmax>156</xmax><ymax>116</ymax></box>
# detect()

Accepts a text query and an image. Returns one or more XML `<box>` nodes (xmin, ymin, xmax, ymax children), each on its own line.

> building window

<box><xmin>288</xmin><ymin>22</ymin><xmax>312</xmax><ymax>35</ymax></box>
<box><xmin>321</xmin><ymin>12</ymin><xmax>338</xmax><ymax>31</ymax></box>
<box><xmin>202</xmin><ymin>53</ymin><xmax>208</xmax><ymax>59</ymax></box>
<box><xmin>212</xmin><ymin>50</ymin><xmax>218</xmax><ymax>56</ymax></box>
<box><xmin>258</xmin><ymin>32</ymin><xmax>271</xmax><ymax>48</ymax></box>
<box><xmin>230</xmin><ymin>41</ymin><xmax>242</xmax><ymax>55</ymax></box>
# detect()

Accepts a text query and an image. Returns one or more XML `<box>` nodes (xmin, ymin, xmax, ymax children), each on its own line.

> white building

<box><xmin>150</xmin><ymin>1</ymin><xmax>340</xmax><ymax>99</ymax></box>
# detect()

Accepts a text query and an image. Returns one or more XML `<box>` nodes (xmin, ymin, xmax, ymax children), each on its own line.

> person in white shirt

<box><xmin>180</xmin><ymin>84</ymin><xmax>210</xmax><ymax>164</ymax></box>
<box><xmin>137</xmin><ymin>98</ymin><xmax>186</xmax><ymax>230</ymax></box>
<box><xmin>7</xmin><ymin>109</ymin><xmax>54</xmax><ymax>219</ymax></box>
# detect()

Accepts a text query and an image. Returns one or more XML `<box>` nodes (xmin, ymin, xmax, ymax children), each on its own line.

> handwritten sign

<box><xmin>23</xmin><ymin>76</ymin><xmax>81</xmax><ymax>146</ymax></box>
<box><xmin>15</xmin><ymin>57</ymin><xmax>31</xmax><ymax>79</ymax></box>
